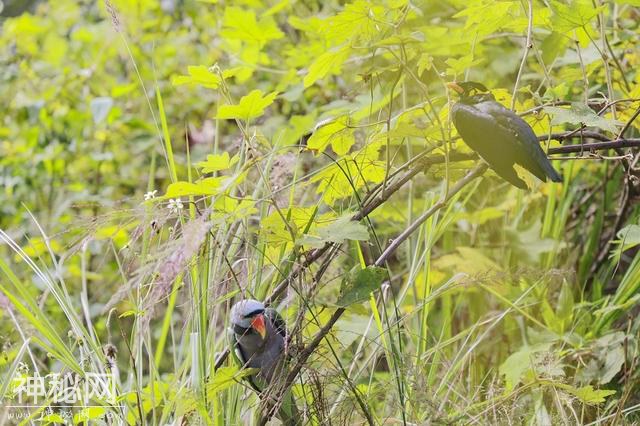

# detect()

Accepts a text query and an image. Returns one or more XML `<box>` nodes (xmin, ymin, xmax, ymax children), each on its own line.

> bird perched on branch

<box><xmin>230</xmin><ymin>299</ymin><xmax>300</xmax><ymax>425</ymax></box>
<box><xmin>448</xmin><ymin>81</ymin><xmax>562</xmax><ymax>189</ymax></box>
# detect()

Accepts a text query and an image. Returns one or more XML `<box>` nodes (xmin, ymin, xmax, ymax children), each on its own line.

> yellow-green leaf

<box><xmin>307</xmin><ymin>116</ymin><xmax>354</xmax><ymax>155</ymax></box>
<box><xmin>171</xmin><ymin>65</ymin><xmax>220</xmax><ymax>89</ymax></box>
<box><xmin>221</xmin><ymin>7</ymin><xmax>284</xmax><ymax>47</ymax></box>
<box><xmin>216</xmin><ymin>90</ymin><xmax>278</xmax><ymax>122</ymax></box>
<box><xmin>195</xmin><ymin>152</ymin><xmax>239</xmax><ymax>173</ymax></box>
<box><xmin>303</xmin><ymin>46</ymin><xmax>351</xmax><ymax>88</ymax></box>
<box><xmin>164</xmin><ymin>177</ymin><xmax>224</xmax><ymax>198</ymax></box>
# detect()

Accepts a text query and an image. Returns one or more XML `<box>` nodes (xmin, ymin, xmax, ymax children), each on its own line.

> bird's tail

<box><xmin>545</xmin><ymin>163</ymin><xmax>563</xmax><ymax>182</ymax></box>
<box><xmin>278</xmin><ymin>388</ymin><xmax>301</xmax><ymax>426</ymax></box>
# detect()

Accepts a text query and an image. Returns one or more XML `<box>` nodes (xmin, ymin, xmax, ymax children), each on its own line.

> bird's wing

<box><xmin>482</xmin><ymin>103</ymin><xmax>562</xmax><ymax>182</ymax></box>
<box><xmin>452</xmin><ymin>102</ymin><xmax>528</xmax><ymax>188</ymax></box>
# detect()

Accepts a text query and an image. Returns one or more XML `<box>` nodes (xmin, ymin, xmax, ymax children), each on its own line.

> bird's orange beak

<box><xmin>447</xmin><ymin>82</ymin><xmax>464</xmax><ymax>94</ymax></box>
<box><xmin>251</xmin><ymin>314</ymin><xmax>267</xmax><ymax>340</ymax></box>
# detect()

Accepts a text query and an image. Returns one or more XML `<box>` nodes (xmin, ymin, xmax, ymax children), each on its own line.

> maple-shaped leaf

<box><xmin>298</xmin><ymin>215</ymin><xmax>369</xmax><ymax>248</ymax></box>
<box><xmin>545</xmin><ymin>103</ymin><xmax>622</xmax><ymax>133</ymax></box>
<box><xmin>311</xmin><ymin>140</ymin><xmax>385</xmax><ymax>204</ymax></box>
<box><xmin>163</xmin><ymin>177</ymin><xmax>224</xmax><ymax>198</ymax></box>
<box><xmin>304</xmin><ymin>46</ymin><xmax>351</xmax><ymax>88</ymax></box>
<box><xmin>221</xmin><ymin>7</ymin><xmax>284</xmax><ymax>47</ymax></box>
<box><xmin>195</xmin><ymin>152</ymin><xmax>239</xmax><ymax>173</ymax></box>
<box><xmin>216</xmin><ymin>90</ymin><xmax>278</xmax><ymax>122</ymax></box>
<box><xmin>307</xmin><ymin>116</ymin><xmax>354</xmax><ymax>155</ymax></box>
<box><xmin>551</xmin><ymin>0</ymin><xmax>605</xmax><ymax>33</ymax></box>
<box><xmin>171</xmin><ymin>66</ymin><xmax>220</xmax><ymax>89</ymax></box>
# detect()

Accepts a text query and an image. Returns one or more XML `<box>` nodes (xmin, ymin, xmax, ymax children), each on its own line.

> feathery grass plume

<box><xmin>142</xmin><ymin>213</ymin><xmax>212</xmax><ymax>326</ymax></box>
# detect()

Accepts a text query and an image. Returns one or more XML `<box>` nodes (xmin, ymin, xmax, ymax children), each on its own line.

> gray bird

<box><xmin>448</xmin><ymin>81</ymin><xmax>562</xmax><ymax>189</ymax></box>
<box><xmin>229</xmin><ymin>299</ymin><xmax>300</xmax><ymax>425</ymax></box>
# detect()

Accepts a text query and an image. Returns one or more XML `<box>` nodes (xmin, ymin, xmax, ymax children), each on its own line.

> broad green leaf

<box><xmin>164</xmin><ymin>177</ymin><xmax>224</xmax><ymax>198</ymax></box>
<box><xmin>216</xmin><ymin>90</ymin><xmax>278</xmax><ymax>122</ymax></box>
<box><xmin>336</xmin><ymin>266</ymin><xmax>387</xmax><ymax>307</ymax></box>
<box><xmin>303</xmin><ymin>46</ymin><xmax>351</xmax><ymax>88</ymax></box>
<box><xmin>611</xmin><ymin>225</ymin><xmax>640</xmax><ymax>254</ymax></box>
<box><xmin>555</xmin><ymin>281</ymin><xmax>574</xmax><ymax>323</ymax></box>
<box><xmin>207</xmin><ymin>366</ymin><xmax>255</xmax><ymax>395</ymax></box>
<box><xmin>171</xmin><ymin>65</ymin><xmax>221</xmax><ymax>89</ymax></box>
<box><xmin>195</xmin><ymin>152</ymin><xmax>239</xmax><ymax>173</ymax></box>
<box><xmin>306</xmin><ymin>116</ymin><xmax>354</xmax><ymax>155</ymax></box>
<box><xmin>311</xmin><ymin>140</ymin><xmax>385</xmax><ymax>204</ymax></box>
<box><xmin>545</xmin><ymin>103</ymin><xmax>622</xmax><ymax>133</ymax></box>
<box><xmin>221</xmin><ymin>7</ymin><xmax>284</xmax><ymax>47</ymax></box>
<box><xmin>567</xmin><ymin>385</ymin><xmax>615</xmax><ymax>404</ymax></box>
<box><xmin>299</xmin><ymin>215</ymin><xmax>369</xmax><ymax>248</ymax></box>
<box><xmin>551</xmin><ymin>0</ymin><xmax>605</xmax><ymax>33</ymax></box>
<box><xmin>321</xmin><ymin>0</ymin><xmax>388</xmax><ymax>44</ymax></box>
<box><xmin>445</xmin><ymin>54</ymin><xmax>483</xmax><ymax>75</ymax></box>
<box><xmin>499</xmin><ymin>343</ymin><xmax>552</xmax><ymax>390</ymax></box>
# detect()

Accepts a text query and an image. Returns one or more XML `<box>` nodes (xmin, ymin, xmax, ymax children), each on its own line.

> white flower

<box><xmin>144</xmin><ymin>190</ymin><xmax>158</xmax><ymax>200</ymax></box>
<box><xmin>168</xmin><ymin>198</ymin><xmax>184</xmax><ymax>213</ymax></box>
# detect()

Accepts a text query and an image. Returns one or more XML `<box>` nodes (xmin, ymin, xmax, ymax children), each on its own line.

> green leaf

<box><xmin>195</xmin><ymin>152</ymin><xmax>239</xmax><ymax>173</ymax></box>
<box><xmin>555</xmin><ymin>281</ymin><xmax>574</xmax><ymax>324</ymax></box>
<box><xmin>207</xmin><ymin>366</ymin><xmax>255</xmax><ymax>396</ymax></box>
<box><xmin>567</xmin><ymin>385</ymin><xmax>615</xmax><ymax>404</ymax></box>
<box><xmin>545</xmin><ymin>103</ymin><xmax>622</xmax><ymax>133</ymax></box>
<box><xmin>306</xmin><ymin>116</ymin><xmax>354</xmax><ymax>155</ymax></box>
<box><xmin>298</xmin><ymin>215</ymin><xmax>369</xmax><ymax>248</ymax></box>
<box><xmin>216</xmin><ymin>90</ymin><xmax>278</xmax><ymax>122</ymax></box>
<box><xmin>611</xmin><ymin>225</ymin><xmax>640</xmax><ymax>255</ymax></box>
<box><xmin>551</xmin><ymin>0</ymin><xmax>605</xmax><ymax>33</ymax></box>
<box><xmin>303</xmin><ymin>46</ymin><xmax>351</xmax><ymax>88</ymax></box>
<box><xmin>499</xmin><ymin>344</ymin><xmax>552</xmax><ymax>390</ymax></box>
<box><xmin>164</xmin><ymin>177</ymin><xmax>224</xmax><ymax>198</ymax></box>
<box><xmin>171</xmin><ymin>65</ymin><xmax>221</xmax><ymax>89</ymax></box>
<box><xmin>336</xmin><ymin>266</ymin><xmax>386</xmax><ymax>307</ymax></box>
<box><xmin>221</xmin><ymin>7</ymin><xmax>284</xmax><ymax>47</ymax></box>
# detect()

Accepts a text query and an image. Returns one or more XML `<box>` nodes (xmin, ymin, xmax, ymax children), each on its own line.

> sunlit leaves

<box><xmin>454</xmin><ymin>1</ymin><xmax>521</xmax><ymax>36</ymax></box>
<box><xmin>216</xmin><ymin>90</ymin><xmax>278</xmax><ymax>122</ymax></box>
<box><xmin>311</xmin><ymin>140</ymin><xmax>385</xmax><ymax>204</ymax></box>
<box><xmin>306</xmin><ymin>117</ymin><xmax>354</xmax><ymax>155</ymax></box>
<box><xmin>550</xmin><ymin>0</ymin><xmax>605</xmax><ymax>33</ymax></box>
<box><xmin>171</xmin><ymin>66</ymin><xmax>221</xmax><ymax>89</ymax></box>
<box><xmin>545</xmin><ymin>103</ymin><xmax>622</xmax><ymax>133</ymax></box>
<box><xmin>221</xmin><ymin>7</ymin><xmax>284</xmax><ymax>48</ymax></box>
<box><xmin>298</xmin><ymin>215</ymin><xmax>369</xmax><ymax>248</ymax></box>
<box><xmin>568</xmin><ymin>386</ymin><xmax>616</xmax><ymax>404</ymax></box>
<box><xmin>321</xmin><ymin>0</ymin><xmax>388</xmax><ymax>44</ymax></box>
<box><xmin>164</xmin><ymin>177</ymin><xmax>223</xmax><ymax>198</ymax></box>
<box><xmin>261</xmin><ymin>207</ymin><xmax>327</xmax><ymax>246</ymax></box>
<box><xmin>303</xmin><ymin>46</ymin><xmax>351</xmax><ymax>88</ymax></box>
<box><xmin>195</xmin><ymin>152</ymin><xmax>239</xmax><ymax>173</ymax></box>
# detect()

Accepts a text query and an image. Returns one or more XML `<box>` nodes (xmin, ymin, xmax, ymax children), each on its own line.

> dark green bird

<box><xmin>448</xmin><ymin>81</ymin><xmax>562</xmax><ymax>189</ymax></box>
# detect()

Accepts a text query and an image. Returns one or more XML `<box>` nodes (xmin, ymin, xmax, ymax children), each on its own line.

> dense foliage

<box><xmin>1</xmin><ymin>0</ymin><xmax>640</xmax><ymax>424</ymax></box>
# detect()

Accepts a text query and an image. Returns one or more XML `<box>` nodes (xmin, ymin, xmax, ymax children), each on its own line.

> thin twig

<box><xmin>511</xmin><ymin>0</ymin><xmax>534</xmax><ymax>111</ymax></box>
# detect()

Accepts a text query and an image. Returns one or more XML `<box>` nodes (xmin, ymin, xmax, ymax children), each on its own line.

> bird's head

<box><xmin>230</xmin><ymin>299</ymin><xmax>267</xmax><ymax>340</ymax></box>
<box><xmin>447</xmin><ymin>81</ymin><xmax>494</xmax><ymax>103</ymax></box>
